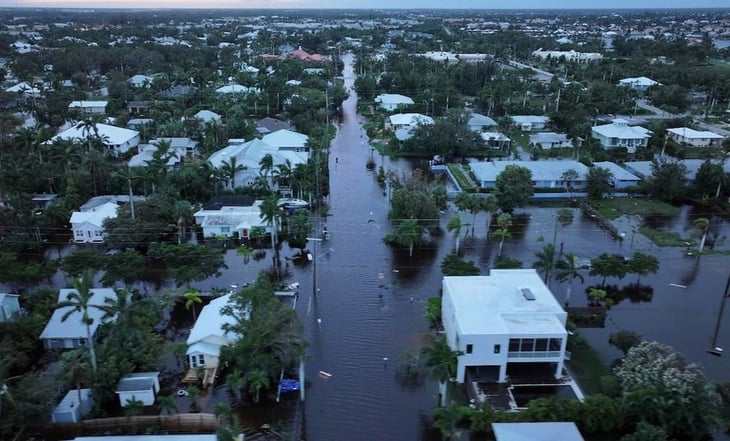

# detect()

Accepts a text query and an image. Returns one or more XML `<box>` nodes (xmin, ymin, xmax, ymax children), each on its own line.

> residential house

<box><xmin>386</xmin><ymin>113</ymin><xmax>434</xmax><ymax>131</ymax></box>
<box><xmin>185</xmin><ymin>293</ymin><xmax>243</xmax><ymax>383</ymax></box>
<box><xmin>0</xmin><ymin>293</ymin><xmax>20</xmax><ymax>322</ymax></box>
<box><xmin>47</xmin><ymin>123</ymin><xmax>140</xmax><ymax>156</ymax></box>
<box><xmin>591</xmin><ymin>119</ymin><xmax>651</xmax><ymax>153</ymax></box>
<box><xmin>511</xmin><ymin>115</ymin><xmax>550</xmax><ymax>132</ymax></box>
<box><xmin>492</xmin><ymin>422</ymin><xmax>585</xmax><ymax>441</ymax></box>
<box><xmin>39</xmin><ymin>288</ymin><xmax>117</xmax><ymax>350</ymax></box>
<box><xmin>529</xmin><ymin>132</ymin><xmax>577</xmax><ymax>149</ymax></box>
<box><xmin>127</xmin><ymin>118</ymin><xmax>154</xmax><ymax>130</ymax></box>
<box><xmin>194</xmin><ymin>110</ymin><xmax>222</xmax><ymax>124</ymax></box>
<box><xmin>285</xmin><ymin>79</ymin><xmax>302</xmax><ymax>87</ymax></box>
<box><xmin>115</xmin><ymin>372</ymin><xmax>160</xmax><ymax>406</ymax></box>
<box><xmin>467</xmin><ymin>113</ymin><xmax>498</xmax><ymax>132</ymax></box>
<box><xmin>129</xmin><ymin>137</ymin><xmax>198</xmax><ymax>168</ymax></box>
<box><xmin>215</xmin><ymin>84</ymin><xmax>261</xmax><ymax>95</ymax></box>
<box><xmin>480</xmin><ymin>132</ymin><xmax>512</xmax><ymax>151</ymax></box>
<box><xmin>52</xmin><ymin>389</ymin><xmax>93</xmax><ymax>423</ymax></box>
<box><xmin>262</xmin><ymin>129</ymin><xmax>309</xmax><ymax>154</ymax></box>
<box><xmin>31</xmin><ymin>193</ymin><xmax>58</xmax><ymax>211</ymax></box>
<box><xmin>5</xmin><ymin>81</ymin><xmax>41</xmax><ymax>98</ymax></box>
<box><xmin>531</xmin><ymin>49</ymin><xmax>603</xmax><ymax>62</ymax></box>
<box><xmin>193</xmin><ymin>195</ymin><xmax>267</xmax><ymax>239</ymax></box>
<box><xmin>442</xmin><ymin>270</ymin><xmax>568</xmax><ymax>384</ymax></box>
<box><xmin>162</xmin><ymin>84</ymin><xmax>192</xmax><ymax>97</ymax></box>
<box><xmin>667</xmin><ymin>127</ymin><xmax>725</xmax><ymax>147</ymax></box>
<box><xmin>68</xmin><ymin>101</ymin><xmax>108</xmax><ymax>115</ymax></box>
<box><xmin>625</xmin><ymin>159</ymin><xmax>730</xmax><ymax>185</ymax></box>
<box><xmin>208</xmin><ymin>138</ymin><xmax>307</xmax><ymax>189</ymax></box>
<box><xmin>69</xmin><ymin>201</ymin><xmax>118</xmax><ymax>243</ymax></box>
<box><xmin>592</xmin><ymin>162</ymin><xmax>642</xmax><ymax>189</ymax></box>
<box><xmin>128</xmin><ymin>74</ymin><xmax>154</xmax><ymax>88</ymax></box>
<box><xmin>127</xmin><ymin>101</ymin><xmax>151</xmax><ymax>115</ymax></box>
<box><xmin>618</xmin><ymin>76</ymin><xmax>660</xmax><ymax>91</ymax></box>
<box><xmin>469</xmin><ymin>160</ymin><xmax>589</xmax><ymax>190</ymax></box>
<box><xmin>256</xmin><ymin>117</ymin><xmax>293</xmax><ymax>135</ymax></box>
<box><xmin>374</xmin><ymin>93</ymin><xmax>415</xmax><ymax>111</ymax></box>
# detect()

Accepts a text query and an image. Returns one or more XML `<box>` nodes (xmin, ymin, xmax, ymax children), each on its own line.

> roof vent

<box><xmin>521</xmin><ymin>288</ymin><xmax>536</xmax><ymax>301</ymax></box>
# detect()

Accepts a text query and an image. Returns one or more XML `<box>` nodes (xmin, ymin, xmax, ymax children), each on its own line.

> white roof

<box><xmin>68</xmin><ymin>100</ymin><xmax>108</xmax><ymax>109</ymax></box>
<box><xmin>49</xmin><ymin>123</ymin><xmax>139</xmax><ymax>147</ymax></box>
<box><xmin>194</xmin><ymin>110</ymin><xmax>221</xmax><ymax>122</ymax></box>
<box><xmin>70</xmin><ymin>202</ymin><xmax>118</xmax><ymax>228</ymax></box>
<box><xmin>40</xmin><ymin>289</ymin><xmax>117</xmax><ymax>340</ymax></box>
<box><xmin>481</xmin><ymin>132</ymin><xmax>511</xmax><ymax>142</ymax></box>
<box><xmin>215</xmin><ymin>84</ymin><xmax>260</xmax><ymax>94</ymax></box>
<box><xmin>667</xmin><ymin>127</ymin><xmax>724</xmax><ymax>140</ymax></box>
<box><xmin>128</xmin><ymin>74</ymin><xmax>153</xmax><ymax>84</ymax></box>
<box><xmin>375</xmin><ymin>93</ymin><xmax>414</xmax><ymax>106</ymax></box>
<box><xmin>619</xmin><ymin>76</ymin><xmax>659</xmax><ymax>87</ymax></box>
<box><xmin>493</xmin><ymin>422</ymin><xmax>584</xmax><ymax>441</ymax></box>
<box><xmin>128</xmin><ymin>148</ymin><xmax>180</xmax><ymax>168</ymax></box>
<box><xmin>389</xmin><ymin>113</ymin><xmax>434</xmax><ymax>126</ymax></box>
<box><xmin>443</xmin><ymin>270</ymin><xmax>566</xmax><ymax>336</ymax></box>
<box><xmin>468</xmin><ymin>113</ymin><xmax>498</xmax><ymax>128</ymax></box>
<box><xmin>470</xmin><ymin>160</ymin><xmax>589</xmax><ymax>183</ymax></box>
<box><xmin>54</xmin><ymin>388</ymin><xmax>92</xmax><ymax>414</ymax></box>
<box><xmin>530</xmin><ymin>132</ymin><xmax>569</xmax><ymax>144</ymax></box>
<box><xmin>5</xmin><ymin>81</ymin><xmax>40</xmax><ymax>94</ymax></box>
<box><xmin>592</xmin><ymin>162</ymin><xmax>642</xmax><ymax>181</ymax></box>
<box><xmin>186</xmin><ymin>293</ymin><xmax>240</xmax><ymax>348</ymax></box>
<box><xmin>592</xmin><ymin>119</ymin><xmax>651</xmax><ymax>140</ymax></box>
<box><xmin>195</xmin><ymin>203</ymin><xmax>266</xmax><ymax>231</ymax></box>
<box><xmin>116</xmin><ymin>372</ymin><xmax>159</xmax><ymax>392</ymax></box>
<box><xmin>262</xmin><ymin>129</ymin><xmax>309</xmax><ymax>148</ymax></box>
<box><xmin>511</xmin><ymin>115</ymin><xmax>550</xmax><ymax>124</ymax></box>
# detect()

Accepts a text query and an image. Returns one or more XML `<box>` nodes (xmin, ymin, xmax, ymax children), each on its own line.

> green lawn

<box><xmin>567</xmin><ymin>334</ymin><xmax>610</xmax><ymax>395</ymax></box>
<box><xmin>638</xmin><ymin>227</ymin><xmax>694</xmax><ymax>247</ymax></box>
<box><xmin>593</xmin><ymin>198</ymin><xmax>680</xmax><ymax>221</ymax></box>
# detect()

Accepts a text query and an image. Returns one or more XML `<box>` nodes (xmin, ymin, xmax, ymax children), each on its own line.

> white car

<box><xmin>278</xmin><ymin>198</ymin><xmax>309</xmax><ymax>209</ymax></box>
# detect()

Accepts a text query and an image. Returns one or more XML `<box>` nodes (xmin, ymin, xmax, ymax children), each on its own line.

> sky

<box><xmin>4</xmin><ymin>0</ymin><xmax>730</xmax><ymax>9</ymax></box>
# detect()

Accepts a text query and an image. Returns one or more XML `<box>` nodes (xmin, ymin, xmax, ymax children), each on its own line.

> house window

<box><xmin>535</xmin><ymin>338</ymin><xmax>548</xmax><ymax>351</ymax></box>
<box><xmin>508</xmin><ymin>339</ymin><xmax>520</xmax><ymax>352</ymax></box>
<box><xmin>549</xmin><ymin>338</ymin><xmax>563</xmax><ymax>351</ymax></box>
<box><xmin>198</xmin><ymin>354</ymin><xmax>205</xmax><ymax>366</ymax></box>
<box><xmin>79</xmin><ymin>338</ymin><xmax>87</xmax><ymax>346</ymax></box>
<box><xmin>520</xmin><ymin>339</ymin><xmax>534</xmax><ymax>352</ymax></box>
<box><xmin>75</xmin><ymin>230</ymin><xmax>85</xmax><ymax>237</ymax></box>
<box><xmin>494</xmin><ymin>344</ymin><xmax>501</xmax><ymax>354</ymax></box>
<box><xmin>94</xmin><ymin>231</ymin><xmax>102</xmax><ymax>237</ymax></box>
<box><xmin>466</xmin><ymin>344</ymin><xmax>473</xmax><ymax>354</ymax></box>
<box><xmin>221</xmin><ymin>227</ymin><xmax>230</xmax><ymax>233</ymax></box>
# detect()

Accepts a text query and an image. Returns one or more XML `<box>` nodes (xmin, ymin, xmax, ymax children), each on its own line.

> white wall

<box><xmin>118</xmin><ymin>390</ymin><xmax>155</xmax><ymax>406</ymax></box>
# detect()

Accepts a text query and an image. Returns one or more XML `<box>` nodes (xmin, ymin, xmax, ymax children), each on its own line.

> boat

<box><xmin>318</xmin><ymin>370</ymin><xmax>332</xmax><ymax>378</ymax></box>
<box><xmin>278</xmin><ymin>198</ymin><xmax>309</xmax><ymax>209</ymax></box>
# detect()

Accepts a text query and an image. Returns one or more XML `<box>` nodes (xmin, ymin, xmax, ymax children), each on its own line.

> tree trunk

<box><xmin>438</xmin><ymin>380</ymin><xmax>447</xmax><ymax>407</ymax></box>
<box><xmin>699</xmin><ymin>232</ymin><xmax>707</xmax><ymax>254</ymax></box>
<box><xmin>454</xmin><ymin>236</ymin><xmax>460</xmax><ymax>254</ymax></box>
<box><xmin>86</xmin><ymin>323</ymin><xmax>97</xmax><ymax>374</ymax></box>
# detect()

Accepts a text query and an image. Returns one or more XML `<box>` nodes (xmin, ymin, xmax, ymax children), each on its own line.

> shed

<box><xmin>115</xmin><ymin>372</ymin><xmax>160</xmax><ymax>406</ymax></box>
<box><xmin>52</xmin><ymin>388</ymin><xmax>93</xmax><ymax>423</ymax></box>
<box><xmin>492</xmin><ymin>422</ymin><xmax>584</xmax><ymax>441</ymax></box>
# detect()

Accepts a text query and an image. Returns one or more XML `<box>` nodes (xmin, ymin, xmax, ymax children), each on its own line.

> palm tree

<box><xmin>259</xmin><ymin>153</ymin><xmax>274</xmax><ymax>187</ymax></box>
<box><xmin>60</xmin><ymin>350</ymin><xmax>88</xmax><ymax>412</ymax></box>
<box><xmin>492</xmin><ymin>213</ymin><xmax>513</xmax><ymax>258</ymax></box>
<box><xmin>213</xmin><ymin>402</ymin><xmax>232</xmax><ymax>423</ymax></box>
<box><xmin>272</xmin><ymin>159</ymin><xmax>292</xmax><ymax>192</ymax></box>
<box><xmin>694</xmin><ymin>217</ymin><xmax>710</xmax><ymax>254</ymax></box>
<box><xmin>446</xmin><ymin>215</ymin><xmax>463</xmax><ymax>254</ymax></box>
<box><xmin>260</xmin><ymin>194</ymin><xmax>281</xmax><ymax>262</ymax></box>
<box><xmin>422</xmin><ymin>334</ymin><xmax>462</xmax><ymax>407</ymax></box>
<box><xmin>226</xmin><ymin>369</ymin><xmax>245</xmax><ymax>403</ymax></box>
<box><xmin>157</xmin><ymin>395</ymin><xmax>178</xmax><ymax>416</ymax></box>
<box><xmin>533</xmin><ymin>243</ymin><xmax>557</xmax><ymax>285</ymax></box>
<box><xmin>555</xmin><ymin>253</ymin><xmax>585</xmax><ymax>307</ymax></box>
<box><xmin>220</xmin><ymin>157</ymin><xmax>247</xmax><ymax>189</ymax></box>
<box><xmin>482</xmin><ymin>196</ymin><xmax>497</xmax><ymax>244</ymax></box>
<box><xmin>54</xmin><ymin>270</ymin><xmax>101</xmax><ymax>374</ymax></box>
<box><xmin>433</xmin><ymin>401</ymin><xmax>472</xmax><ymax>440</ymax></box>
<box><xmin>184</xmin><ymin>289</ymin><xmax>202</xmax><ymax>321</ymax></box>
<box><xmin>246</xmin><ymin>369</ymin><xmax>270</xmax><ymax>403</ymax></box>
<box><xmin>124</xmin><ymin>397</ymin><xmax>145</xmax><ymax>416</ymax></box>
<box><xmin>393</xmin><ymin>218</ymin><xmax>424</xmax><ymax>257</ymax></box>
<box><xmin>114</xmin><ymin>165</ymin><xmax>139</xmax><ymax>220</ymax></box>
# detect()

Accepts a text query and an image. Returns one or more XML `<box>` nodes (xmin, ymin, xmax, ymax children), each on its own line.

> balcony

<box><xmin>507</xmin><ymin>351</ymin><xmax>562</xmax><ymax>359</ymax></box>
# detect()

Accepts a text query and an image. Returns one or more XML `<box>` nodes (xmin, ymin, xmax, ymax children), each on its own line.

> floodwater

<box><xmin>18</xmin><ymin>52</ymin><xmax>730</xmax><ymax>440</ymax></box>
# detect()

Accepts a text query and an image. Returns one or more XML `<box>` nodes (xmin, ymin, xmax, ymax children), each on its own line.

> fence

<box><xmin>47</xmin><ymin>413</ymin><xmax>219</xmax><ymax>439</ymax></box>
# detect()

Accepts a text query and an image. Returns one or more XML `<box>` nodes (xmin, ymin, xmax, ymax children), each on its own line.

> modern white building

<box><xmin>39</xmin><ymin>288</ymin><xmax>117</xmax><ymax>350</ymax></box>
<box><xmin>374</xmin><ymin>93</ymin><xmax>415</xmax><ymax>111</ymax></box>
<box><xmin>531</xmin><ymin>49</ymin><xmax>603</xmax><ymax>62</ymax></box>
<box><xmin>529</xmin><ymin>132</ymin><xmax>576</xmax><ymax>149</ymax></box>
<box><xmin>510</xmin><ymin>115</ymin><xmax>550</xmax><ymax>132</ymax></box>
<box><xmin>47</xmin><ymin>123</ymin><xmax>140</xmax><ymax>156</ymax></box>
<box><xmin>68</xmin><ymin>100</ymin><xmax>108</xmax><ymax>115</ymax></box>
<box><xmin>115</xmin><ymin>372</ymin><xmax>160</xmax><ymax>406</ymax></box>
<box><xmin>666</xmin><ymin>127</ymin><xmax>725</xmax><ymax>147</ymax></box>
<box><xmin>442</xmin><ymin>270</ymin><xmax>568</xmax><ymax>384</ymax></box>
<box><xmin>193</xmin><ymin>195</ymin><xmax>267</xmax><ymax>239</ymax></box>
<box><xmin>618</xmin><ymin>76</ymin><xmax>660</xmax><ymax>91</ymax></box>
<box><xmin>386</xmin><ymin>113</ymin><xmax>434</xmax><ymax>131</ymax></box>
<box><xmin>591</xmin><ymin>119</ymin><xmax>651</xmax><ymax>153</ymax></box>
<box><xmin>492</xmin><ymin>422</ymin><xmax>585</xmax><ymax>441</ymax></box>
<box><xmin>469</xmin><ymin>160</ymin><xmax>589</xmax><ymax>190</ymax></box>
<box><xmin>186</xmin><ymin>293</ymin><xmax>243</xmax><ymax>371</ymax></box>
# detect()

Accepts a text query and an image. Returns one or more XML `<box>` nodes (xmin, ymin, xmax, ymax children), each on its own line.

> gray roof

<box><xmin>468</xmin><ymin>113</ymin><xmax>498</xmax><ymax>129</ymax></box>
<box><xmin>592</xmin><ymin>161</ymin><xmax>641</xmax><ymax>181</ymax></box>
<box><xmin>624</xmin><ymin>159</ymin><xmax>730</xmax><ymax>181</ymax></box>
<box><xmin>39</xmin><ymin>289</ymin><xmax>117</xmax><ymax>340</ymax></box>
<box><xmin>116</xmin><ymin>372</ymin><xmax>159</xmax><ymax>393</ymax></box>
<box><xmin>493</xmin><ymin>422</ymin><xmax>584</xmax><ymax>441</ymax></box>
<box><xmin>470</xmin><ymin>160</ymin><xmax>590</xmax><ymax>183</ymax></box>
<box><xmin>80</xmin><ymin>195</ymin><xmax>146</xmax><ymax>211</ymax></box>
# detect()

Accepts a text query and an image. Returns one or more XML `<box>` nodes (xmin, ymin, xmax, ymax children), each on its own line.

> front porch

<box><xmin>182</xmin><ymin>366</ymin><xmax>218</xmax><ymax>388</ymax></box>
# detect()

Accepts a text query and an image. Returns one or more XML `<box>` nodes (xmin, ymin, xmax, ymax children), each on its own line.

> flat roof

<box><xmin>443</xmin><ymin>270</ymin><xmax>566</xmax><ymax>336</ymax></box>
<box><xmin>493</xmin><ymin>422</ymin><xmax>584</xmax><ymax>441</ymax></box>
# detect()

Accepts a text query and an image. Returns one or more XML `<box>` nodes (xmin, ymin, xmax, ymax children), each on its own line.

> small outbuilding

<box><xmin>115</xmin><ymin>372</ymin><xmax>160</xmax><ymax>406</ymax></box>
<box><xmin>52</xmin><ymin>388</ymin><xmax>93</xmax><ymax>423</ymax></box>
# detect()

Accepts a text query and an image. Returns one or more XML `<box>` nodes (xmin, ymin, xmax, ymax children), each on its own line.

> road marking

<box><xmin>669</xmin><ymin>283</ymin><xmax>687</xmax><ymax>289</ymax></box>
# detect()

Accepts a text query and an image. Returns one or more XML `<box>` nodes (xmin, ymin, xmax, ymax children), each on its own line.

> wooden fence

<box><xmin>46</xmin><ymin>413</ymin><xmax>219</xmax><ymax>439</ymax></box>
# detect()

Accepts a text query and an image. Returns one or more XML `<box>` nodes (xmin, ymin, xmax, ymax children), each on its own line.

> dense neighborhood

<box><xmin>0</xmin><ymin>7</ymin><xmax>730</xmax><ymax>441</ymax></box>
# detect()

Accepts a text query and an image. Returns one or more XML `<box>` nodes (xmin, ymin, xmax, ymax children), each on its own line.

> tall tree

<box><xmin>422</xmin><ymin>334</ymin><xmax>462</xmax><ymax>407</ymax></box>
<box><xmin>389</xmin><ymin>218</ymin><xmax>424</xmax><ymax>257</ymax></box>
<box><xmin>245</xmin><ymin>369</ymin><xmax>270</xmax><ymax>404</ymax></box>
<box><xmin>555</xmin><ymin>253</ymin><xmax>585</xmax><ymax>307</ymax></box>
<box><xmin>492</xmin><ymin>213</ymin><xmax>513</xmax><ymax>258</ymax></box>
<box><xmin>533</xmin><ymin>243</ymin><xmax>557</xmax><ymax>285</ymax></box>
<box><xmin>220</xmin><ymin>157</ymin><xmax>247</xmax><ymax>189</ymax></box>
<box><xmin>494</xmin><ymin>165</ymin><xmax>533</xmax><ymax>212</ymax></box>
<box><xmin>184</xmin><ymin>289</ymin><xmax>202</xmax><ymax>321</ymax></box>
<box><xmin>627</xmin><ymin>252</ymin><xmax>659</xmax><ymax>283</ymax></box>
<box><xmin>259</xmin><ymin>195</ymin><xmax>281</xmax><ymax>264</ymax></box>
<box><xmin>113</xmin><ymin>165</ymin><xmax>139</xmax><ymax>220</ymax></box>
<box><xmin>586</xmin><ymin>166</ymin><xmax>614</xmax><ymax>200</ymax></box>
<box><xmin>693</xmin><ymin>218</ymin><xmax>710</xmax><ymax>254</ymax></box>
<box><xmin>446</xmin><ymin>214</ymin><xmax>463</xmax><ymax>254</ymax></box>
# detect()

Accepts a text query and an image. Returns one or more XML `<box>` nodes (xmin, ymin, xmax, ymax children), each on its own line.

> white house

<box><xmin>115</xmin><ymin>372</ymin><xmax>160</xmax><ymax>406</ymax></box>
<box><xmin>666</xmin><ymin>127</ymin><xmax>725</xmax><ymax>147</ymax></box>
<box><xmin>592</xmin><ymin>162</ymin><xmax>642</xmax><ymax>189</ymax></box>
<box><xmin>386</xmin><ymin>113</ymin><xmax>434</xmax><ymax>131</ymax></box>
<box><xmin>193</xmin><ymin>110</ymin><xmax>222</xmax><ymax>124</ymax></box>
<box><xmin>374</xmin><ymin>93</ymin><xmax>415</xmax><ymax>111</ymax></box>
<box><xmin>215</xmin><ymin>84</ymin><xmax>261</xmax><ymax>95</ymax></box>
<box><xmin>52</xmin><ymin>388</ymin><xmax>93</xmax><ymax>423</ymax></box>
<box><xmin>510</xmin><ymin>115</ymin><xmax>550</xmax><ymax>132</ymax></box>
<box><xmin>186</xmin><ymin>293</ymin><xmax>242</xmax><ymax>371</ymax></box>
<box><xmin>591</xmin><ymin>119</ymin><xmax>651</xmax><ymax>153</ymax></box>
<box><xmin>262</xmin><ymin>129</ymin><xmax>309</xmax><ymax>154</ymax></box>
<box><xmin>193</xmin><ymin>195</ymin><xmax>267</xmax><ymax>239</ymax></box>
<box><xmin>69</xmin><ymin>201</ymin><xmax>118</xmax><ymax>243</ymax></box>
<box><xmin>469</xmin><ymin>160</ymin><xmax>589</xmax><ymax>190</ymax></box>
<box><xmin>480</xmin><ymin>132</ymin><xmax>512</xmax><ymax>150</ymax></box>
<box><xmin>0</xmin><ymin>293</ymin><xmax>20</xmax><ymax>322</ymax></box>
<box><xmin>47</xmin><ymin>123</ymin><xmax>140</xmax><ymax>156</ymax></box>
<box><xmin>5</xmin><ymin>81</ymin><xmax>41</xmax><ymax>98</ymax></box>
<box><xmin>492</xmin><ymin>422</ymin><xmax>585</xmax><ymax>441</ymax></box>
<box><xmin>531</xmin><ymin>49</ymin><xmax>603</xmax><ymax>63</ymax></box>
<box><xmin>618</xmin><ymin>76</ymin><xmax>660</xmax><ymax>91</ymax></box>
<box><xmin>129</xmin><ymin>137</ymin><xmax>198</xmax><ymax>168</ymax></box>
<box><xmin>442</xmin><ymin>270</ymin><xmax>568</xmax><ymax>384</ymax></box>
<box><xmin>68</xmin><ymin>101</ymin><xmax>108</xmax><ymax>115</ymax></box>
<box><xmin>39</xmin><ymin>288</ymin><xmax>117</xmax><ymax>350</ymax></box>
<box><xmin>529</xmin><ymin>132</ymin><xmax>576</xmax><ymax>149</ymax></box>
<box><xmin>467</xmin><ymin>113</ymin><xmax>498</xmax><ymax>132</ymax></box>
<box><xmin>128</xmin><ymin>74</ymin><xmax>154</xmax><ymax>88</ymax></box>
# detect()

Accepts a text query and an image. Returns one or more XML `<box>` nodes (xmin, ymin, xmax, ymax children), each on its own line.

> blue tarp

<box><xmin>279</xmin><ymin>378</ymin><xmax>300</xmax><ymax>393</ymax></box>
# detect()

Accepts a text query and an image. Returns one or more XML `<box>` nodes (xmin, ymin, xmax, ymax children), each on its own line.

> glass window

<box><xmin>535</xmin><ymin>339</ymin><xmax>548</xmax><ymax>351</ymax></box>
<box><xmin>466</xmin><ymin>344</ymin><xmax>473</xmax><ymax>354</ymax></box>
<box><xmin>521</xmin><ymin>339</ymin><xmax>534</xmax><ymax>352</ymax></box>
<box><xmin>75</xmin><ymin>230</ymin><xmax>85</xmax><ymax>237</ymax></box>
<box><xmin>494</xmin><ymin>344</ymin><xmax>501</xmax><ymax>354</ymax></box>
<box><xmin>509</xmin><ymin>339</ymin><xmax>520</xmax><ymax>352</ymax></box>
<box><xmin>549</xmin><ymin>338</ymin><xmax>562</xmax><ymax>351</ymax></box>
